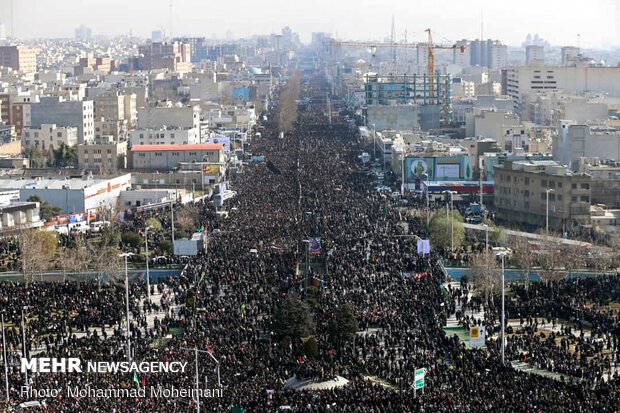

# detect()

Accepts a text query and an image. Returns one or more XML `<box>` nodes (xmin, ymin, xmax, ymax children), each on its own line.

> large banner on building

<box><xmin>202</xmin><ymin>165</ymin><xmax>221</xmax><ymax>174</ymax></box>
<box><xmin>404</xmin><ymin>156</ymin><xmax>474</xmax><ymax>183</ymax></box>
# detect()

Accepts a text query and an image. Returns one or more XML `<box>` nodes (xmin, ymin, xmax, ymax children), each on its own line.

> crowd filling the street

<box><xmin>0</xmin><ymin>72</ymin><xmax>618</xmax><ymax>412</ymax></box>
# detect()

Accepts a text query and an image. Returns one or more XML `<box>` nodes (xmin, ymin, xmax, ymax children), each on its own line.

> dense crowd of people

<box><xmin>0</xmin><ymin>72</ymin><xmax>617</xmax><ymax>412</ymax></box>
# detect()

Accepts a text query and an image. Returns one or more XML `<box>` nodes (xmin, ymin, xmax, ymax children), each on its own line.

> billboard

<box><xmin>404</xmin><ymin>156</ymin><xmax>474</xmax><ymax>183</ymax></box>
<box><xmin>69</xmin><ymin>213</ymin><xmax>85</xmax><ymax>223</ymax></box>
<box><xmin>202</xmin><ymin>165</ymin><xmax>221</xmax><ymax>174</ymax></box>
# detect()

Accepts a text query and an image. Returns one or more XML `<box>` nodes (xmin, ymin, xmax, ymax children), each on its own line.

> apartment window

<box><xmin>580</xmin><ymin>196</ymin><xmax>589</xmax><ymax>202</ymax></box>
<box><xmin>557</xmin><ymin>182</ymin><xmax>562</xmax><ymax>188</ymax></box>
<box><xmin>572</xmin><ymin>183</ymin><xmax>577</xmax><ymax>189</ymax></box>
<box><xmin>524</xmin><ymin>190</ymin><xmax>529</xmax><ymax>197</ymax></box>
<box><xmin>140</xmin><ymin>133</ymin><xmax>144</xmax><ymax>139</ymax></box>
<box><xmin>170</xmin><ymin>133</ymin><xmax>175</xmax><ymax>139</ymax></box>
<box><xmin>549</xmin><ymin>181</ymin><xmax>555</xmax><ymax>189</ymax></box>
<box><xmin>84</xmin><ymin>150</ymin><xmax>88</xmax><ymax>154</ymax></box>
<box><xmin>525</xmin><ymin>177</ymin><xmax>530</xmax><ymax>185</ymax></box>
<box><xmin>557</xmin><ymin>194</ymin><xmax>563</xmax><ymax>201</ymax></box>
<box><xmin>524</xmin><ymin>201</ymin><xmax>529</xmax><ymax>210</ymax></box>
<box><xmin>155</xmin><ymin>152</ymin><xmax>163</xmax><ymax>157</ymax></box>
<box><xmin>548</xmin><ymin>193</ymin><xmax>555</xmax><ymax>201</ymax></box>
<box><xmin>580</xmin><ymin>183</ymin><xmax>589</xmax><ymax>189</ymax></box>
<box><xmin>541</xmin><ymin>192</ymin><xmax>546</xmax><ymax>200</ymax></box>
<box><xmin>541</xmin><ymin>179</ymin><xmax>547</xmax><ymax>187</ymax></box>
<box><xmin>571</xmin><ymin>196</ymin><xmax>577</xmax><ymax>202</ymax></box>
<box><xmin>107</xmin><ymin>149</ymin><xmax>112</xmax><ymax>154</ymax></box>
<box><xmin>57</xmin><ymin>132</ymin><xmax>62</xmax><ymax>137</ymax></box>
<box><xmin>24</xmin><ymin>132</ymin><xmax>29</xmax><ymax>138</ymax></box>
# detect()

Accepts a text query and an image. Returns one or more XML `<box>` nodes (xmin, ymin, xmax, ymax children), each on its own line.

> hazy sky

<box><xmin>1</xmin><ymin>0</ymin><xmax>618</xmax><ymax>48</ymax></box>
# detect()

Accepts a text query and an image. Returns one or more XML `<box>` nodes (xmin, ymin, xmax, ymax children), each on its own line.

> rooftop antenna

<box><xmin>577</xmin><ymin>33</ymin><xmax>581</xmax><ymax>53</ymax></box>
<box><xmin>10</xmin><ymin>0</ymin><xmax>14</xmax><ymax>38</ymax></box>
<box><xmin>169</xmin><ymin>0</ymin><xmax>173</xmax><ymax>41</ymax></box>
<box><xmin>480</xmin><ymin>9</ymin><xmax>483</xmax><ymax>40</ymax></box>
<box><xmin>390</xmin><ymin>15</ymin><xmax>396</xmax><ymax>67</ymax></box>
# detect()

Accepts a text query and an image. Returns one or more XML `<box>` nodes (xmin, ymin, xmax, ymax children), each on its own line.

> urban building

<box><xmin>0</xmin><ymin>190</ymin><xmax>42</xmax><ymax>231</ymax></box>
<box><xmin>554</xmin><ymin>121</ymin><xmax>620</xmax><ymax>170</ymax></box>
<box><xmin>0</xmin><ymin>174</ymin><xmax>132</xmax><ymax>215</ymax></box>
<box><xmin>130</xmin><ymin>41</ymin><xmax>192</xmax><ymax>73</ymax></box>
<box><xmin>506</xmin><ymin>64</ymin><xmax>620</xmax><ymax>112</ymax></box>
<box><xmin>561</xmin><ymin>46</ymin><xmax>580</xmax><ymax>65</ymax></box>
<box><xmin>78</xmin><ymin>136</ymin><xmax>127</xmax><ymax>170</ymax></box>
<box><xmin>494</xmin><ymin>159</ymin><xmax>591</xmax><ymax>230</ymax></box>
<box><xmin>30</xmin><ymin>97</ymin><xmax>94</xmax><ymax>144</ymax></box>
<box><xmin>74</xmin><ymin>55</ymin><xmax>116</xmax><ymax>75</ymax></box>
<box><xmin>137</xmin><ymin>105</ymin><xmax>201</xmax><ymax>133</ymax></box>
<box><xmin>0</xmin><ymin>92</ymin><xmax>35</xmax><ymax>137</ymax></box>
<box><xmin>129</xmin><ymin>143</ymin><xmax>224</xmax><ymax>170</ymax></box>
<box><xmin>22</xmin><ymin>124</ymin><xmax>78</xmax><ymax>150</ymax></box>
<box><xmin>578</xmin><ymin>158</ymin><xmax>620</xmax><ymax>207</ymax></box>
<box><xmin>128</xmin><ymin>127</ymin><xmax>200</xmax><ymax>146</ymax></box>
<box><xmin>75</xmin><ymin>25</ymin><xmax>92</xmax><ymax>42</ymax></box>
<box><xmin>0</xmin><ymin>45</ymin><xmax>37</xmax><ymax>73</ymax></box>
<box><xmin>469</xmin><ymin>39</ymin><xmax>507</xmax><ymax>69</ymax></box>
<box><xmin>93</xmin><ymin>91</ymin><xmax>136</xmax><ymax>129</ymax></box>
<box><xmin>525</xmin><ymin>45</ymin><xmax>544</xmax><ymax>65</ymax></box>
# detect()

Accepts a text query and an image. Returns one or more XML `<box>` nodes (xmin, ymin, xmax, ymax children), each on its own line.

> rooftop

<box><xmin>0</xmin><ymin>175</ymin><xmax>127</xmax><ymax>190</ymax></box>
<box><xmin>130</xmin><ymin>144</ymin><xmax>224</xmax><ymax>152</ymax></box>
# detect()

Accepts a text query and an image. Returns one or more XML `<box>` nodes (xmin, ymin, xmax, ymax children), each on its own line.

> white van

<box><xmin>89</xmin><ymin>221</ymin><xmax>111</xmax><ymax>232</ymax></box>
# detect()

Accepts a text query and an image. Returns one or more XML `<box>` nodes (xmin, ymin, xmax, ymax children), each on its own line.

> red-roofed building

<box><xmin>130</xmin><ymin>143</ymin><xmax>225</xmax><ymax>170</ymax></box>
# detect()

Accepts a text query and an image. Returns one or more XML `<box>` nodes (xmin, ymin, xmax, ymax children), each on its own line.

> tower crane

<box><xmin>425</xmin><ymin>28</ymin><xmax>466</xmax><ymax>104</ymax></box>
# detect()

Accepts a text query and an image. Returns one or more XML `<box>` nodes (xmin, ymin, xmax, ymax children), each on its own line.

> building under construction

<box><xmin>363</xmin><ymin>73</ymin><xmax>452</xmax><ymax>123</ymax></box>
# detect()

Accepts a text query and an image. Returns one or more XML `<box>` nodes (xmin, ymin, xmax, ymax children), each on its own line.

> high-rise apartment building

<box><xmin>130</xmin><ymin>41</ymin><xmax>192</xmax><ymax>73</ymax></box>
<box><xmin>526</xmin><ymin>45</ymin><xmax>544</xmax><ymax>65</ymax></box>
<box><xmin>30</xmin><ymin>97</ymin><xmax>94</xmax><ymax>144</ymax></box>
<box><xmin>0</xmin><ymin>45</ymin><xmax>37</xmax><ymax>73</ymax></box>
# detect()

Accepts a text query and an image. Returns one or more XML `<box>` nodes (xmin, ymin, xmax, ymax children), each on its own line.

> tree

<box><xmin>49</xmin><ymin>143</ymin><xmax>78</xmax><ymax>167</ymax></box>
<box><xmin>470</xmin><ymin>251</ymin><xmax>500</xmax><ymax>306</ymax></box>
<box><xmin>273</xmin><ymin>292</ymin><xmax>315</xmax><ymax>341</ymax></box>
<box><xmin>429</xmin><ymin>210</ymin><xmax>464</xmax><ymax>251</ymax></box>
<box><xmin>175</xmin><ymin>207</ymin><xmax>197</xmax><ymax>233</ymax></box>
<box><xmin>563</xmin><ymin>244</ymin><xmax>587</xmax><ymax>280</ymax></box>
<box><xmin>511</xmin><ymin>236</ymin><xmax>535</xmax><ymax>290</ymax></box>
<box><xmin>145</xmin><ymin>217</ymin><xmax>163</xmax><ymax>231</ymax></box>
<box><xmin>23</xmin><ymin>146</ymin><xmax>46</xmax><ymax>168</ymax></box>
<box><xmin>327</xmin><ymin>305</ymin><xmax>358</xmax><ymax>349</ymax></box>
<box><xmin>19</xmin><ymin>229</ymin><xmax>58</xmax><ymax>283</ymax></box>
<box><xmin>99</xmin><ymin>229</ymin><xmax>121</xmax><ymax>249</ymax></box>
<box><xmin>87</xmin><ymin>237</ymin><xmax>121</xmax><ymax>287</ymax></box>
<box><xmin>537</xmin><ymin>234</ymin><xmax>564</xmax><ymax>285</ymax></box>
<box><xmin>27</xmin><ymin>195</ymin><xmax>63</xmax><ymax>221</ymax></box>
<box><xmin>483</xmin><ymin>219</ymin><xmax>508</xmax><ymax>247</ymax></box>
<box><xmin>122</xmin><ymin>232</ymin><xmax>143</xmax><ymax>249</ymax></box>
<box><xmin>302</xmin><ymin>336</ymin><xmax>319</xmax><ymax>359</ymax></box>
<box><xmin>159</xmin><ymin>240</ymin><xmax>173</xmax><ymax>255</ymax></box>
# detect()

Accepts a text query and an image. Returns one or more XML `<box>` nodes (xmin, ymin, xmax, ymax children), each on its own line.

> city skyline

<box><xmin>0</xmin><ymin>0</ymin><xmax>617</xmax><ymax>49</ymax></box>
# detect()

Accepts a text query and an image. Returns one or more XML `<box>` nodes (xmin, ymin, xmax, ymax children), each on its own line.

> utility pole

<box><xmin>21</xmin><ymin>308</ymin><xmax>27</xmax><ymax>391</ymax></box>
<box><xmin>170</xmin><ymin>201</ymin><xmax>175</xmax><ymax>243</ymax></box>
<box><xmin>2</xmin><ymin>313</ymin><xmax>9</xmax><ymax>402</ymax></box>
<box><xmin>546</xmin><ymin>188</ymin><xmax>554</xmax><ymax>234</ymax></box>
<box><xmin>180</xmin><ymin>346</ymin><xmax>221</xmax><ymax>413</ymax></box>
<box><xmin>144</xmin><ymin>227</ymin><xmax>152</xmax><ymax>304</ymax></box>
<box><xmin>119</xmin><ymin>252</ymin><xmax>134</xmax><ymax>362</ymax></box>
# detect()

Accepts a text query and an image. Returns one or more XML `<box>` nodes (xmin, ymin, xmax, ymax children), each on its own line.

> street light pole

<box><xmin>372</xmin><ymin>124</ymin><xmax>376</xmax><ymax>162</ymax></box>
<box><xmin>501</xmin><ymin>252</ymin><xmax>505</xmax><ymax>365</ymax></box>
<box><xmin>450</xmin><ymin>192</ymin><xmax>454</xmax><ymax>252</ymax></box>
<box><xmin>546</xmin><ymin>188</ymin><xmax>554</xmax><ymax>234</ymax></box>
<box><xmin>1</xmin><ymin>313</ymin><xmax>9</xmax><ymax>402</ymax></box>
<box><xmin>144</xmin><ymin>226</ymin><xmax>153</xmax><ymax>304</ymax></box>
<box><xmin>483</xmin><ymin>224</ymin><xmax>489</xmax><ymax>251</ymax></box>
<box><xmin>496</xmin><ymin>251</ymin><xmax>508</xmax><ymax>365</ymax></box>
<box><xmin>119</xmin><ymin>252</ymin><xmax>134</xmax><ymax>362</ymax></box>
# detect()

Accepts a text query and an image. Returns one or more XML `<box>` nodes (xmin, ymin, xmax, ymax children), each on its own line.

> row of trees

<box><xmin>273</xmin><ymin>293</ymin><xmax>358</xmax><ymax>357</ymax></box>
<box><xmin>275</xmin><ymin>72</ymin><xmax>301</xmax><ymax>134</ymax></box>
<box><xmin>23</xmin><ymin>143</ymin><xmax>78</xmax><ymax>169</ymax></box>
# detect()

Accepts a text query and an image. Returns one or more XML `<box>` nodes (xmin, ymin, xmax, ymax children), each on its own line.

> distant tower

<box><xmin>169</xmin><ymin>0</ymin><xmax>173</xmax><ymax>41</ymax></box>
<box><xmin>390</xmin><ymin>15</ymin><xmax>396</xmax><ymax>66</ymax></box>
